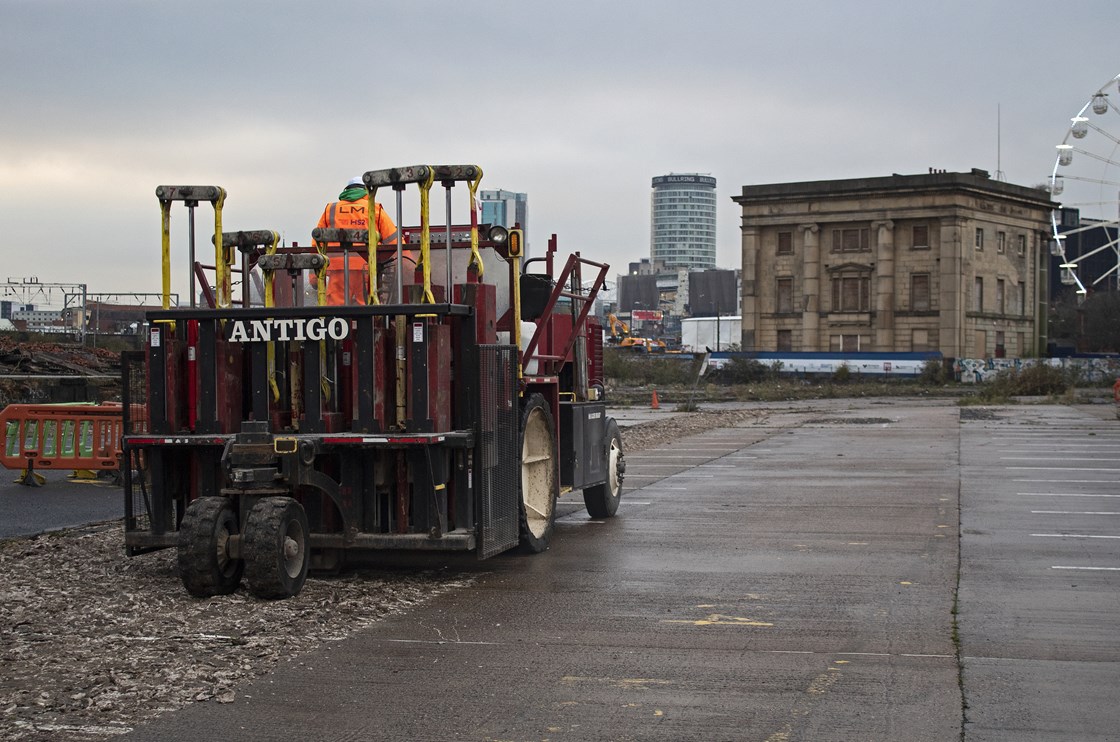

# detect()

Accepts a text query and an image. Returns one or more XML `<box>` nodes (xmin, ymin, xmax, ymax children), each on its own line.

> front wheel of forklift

<box><xmin>177</xmin><ymin>496</ymin><xmax>244</xmax><ymax>598</ymax></box>
<box><xmin>518</xmin><ymin>394</ymin><xmax>558</xmax><ymax>553</ymax></box>
<box><xmin>243</xmin><ymin>497</ymin><xmax>310</xmax><ymax>599</ymax></box>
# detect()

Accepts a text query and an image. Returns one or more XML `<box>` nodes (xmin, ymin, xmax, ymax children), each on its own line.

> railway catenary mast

<box><xmin>122</xmin><ymin>164</ymin><xmax>625</xmax><ymax>598</ymax></box>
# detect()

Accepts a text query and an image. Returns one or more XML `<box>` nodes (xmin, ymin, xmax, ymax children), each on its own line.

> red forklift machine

<box><xmin>122</xmin><ymin>164</ymin><xmax>625</xmax><ymax>599</ymax></box>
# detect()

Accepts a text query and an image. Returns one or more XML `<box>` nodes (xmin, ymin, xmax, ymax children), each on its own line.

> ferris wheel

<box><xmin>1048</xmin><ymin>72</ymin><xmax>1120</xmax><ymax>296</ymax></box>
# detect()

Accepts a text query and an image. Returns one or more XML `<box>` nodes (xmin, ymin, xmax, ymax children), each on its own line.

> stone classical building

<box><xmin>732</xmin><ymin>169</ymin><xmax>1056</xmax><ymax>359</ymax></box>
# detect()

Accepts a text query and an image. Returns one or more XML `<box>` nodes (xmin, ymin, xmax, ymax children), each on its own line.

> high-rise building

<box><xmin>480</xmin><ymin>189</ymin><xmax>528</xmax><ymax>250</ymax></box>
<box><xmin>650</xmin><ymin>174</ymin><xmax>717</xmax><ymax>270</ymax></box>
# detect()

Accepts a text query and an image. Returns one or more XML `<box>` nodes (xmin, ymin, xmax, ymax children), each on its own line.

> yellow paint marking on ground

<box><xmin>848</xmin><ymin>541</ymin><xmax>869</xmax><ymax>545</ymax></box>
<box><xmin>560</xmin><ymin>676</ymin><xmax>672</xmax><ymax>690</ymax></box>
<box><xmin>899</xmin><ymin>581</ymin><xmax>912</xmax><ymax>585</ymax></box>
<box><xmin>696</xmin><ymin>604</ymin><xmax>716</xmax><ymax>608</ymax></box>
<box><xmin>764</xmin><ymin>664</ymin><xmax>845</xmax><ymax>739</ymax></box>
<box><xmin>834</xmin><ymin>660</ymin><xmax>850</xmax><ymax>664</ymax></box>
<box><xmin>934</xmin><ymin>533</ymin><xmax>947</xmax><ymax>538</ymax></box>
<box><xmin>807</xmin><ymin>670</ymin><xmax>841</xmax><ymax>695</ymax></box>
<box><xmin>618</xmin><ymin>678</ymin><xmax>672</xmax><ymax>689</ymax></box>
<box><xmin>654</xmin><ymin>710</ymin><xmax>663</xmax><ymax>716</ymax></box>
<box><xmin>937</xmin><ymin>524</ymin><xmax>950</xmax><ymax>528</ymax></box>
<box><xmin>662</xmin><ymin>613</ymin><xmax>773</xmax><ymax>627</ymax></box>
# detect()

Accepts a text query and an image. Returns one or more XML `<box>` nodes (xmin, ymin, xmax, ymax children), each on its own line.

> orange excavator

<box><xmin>607</xmin><ymin>314</ymin><xmax>665</xmax><ymax>352</ymax></box>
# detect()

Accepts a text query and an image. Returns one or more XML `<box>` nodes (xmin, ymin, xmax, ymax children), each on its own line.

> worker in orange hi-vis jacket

<box><xmin>312</xmin><ymin>176</ymin><xmax>403</xmax><ymax>305</ymax></box>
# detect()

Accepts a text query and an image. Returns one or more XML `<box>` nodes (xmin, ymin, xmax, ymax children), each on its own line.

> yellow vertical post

<box><xmin>366</xmin><ymin>187</ymin><xmax>380</xmax><ymax>305</ymax></box>
<box><xmin>467</xmin><ymin>167</ymin><xmax>484</xmax><ymax>279</ymax></box>
<box><xmin>264</xmin><ymin>232</ymin><xmax>280</xmax><ymax>402</ymax></box>
<box><xmin>159</xmin><ymin>200</ymin><xmax>172</xmax><ymax>309</ymax></box>
<box><xmin>213</xmin><ymin>189</ymin><xmax>229</xmax><ymax>307</ymax></box>
<box><xmin>418</xmin><ymin>169</ymin><xmax>435</xmax><ymax>304</ymax></box>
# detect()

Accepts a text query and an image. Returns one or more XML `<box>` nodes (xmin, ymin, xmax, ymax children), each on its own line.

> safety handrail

<box><xmin>521</xmin><ymin>254</ymin><xmax>609</xmax><ymax>376</ymax></box>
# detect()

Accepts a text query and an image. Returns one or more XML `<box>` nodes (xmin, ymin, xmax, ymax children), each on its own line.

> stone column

<box><xmin>740</xmin><ymin>225</ymin><xmax>760</xmax><ymax>350</ymax></box>
<box><xmin>939</xmin><ymin>219</ymin><xmax>965</xmax><ymax>359</ymax></box>
<box><xmin>800</xmin><ymin>223</ymin><xmax>820</xmax><ymax>351</ymax></box>
<box><xmin>1034</xmin><ymin>231</ymin><xmax>1047</xmax><ymax>356</ymax></box>
<box><xmin>873</xmin><ymin>220</ymin><xmax>895</xmax><ymax>350</ymax></box>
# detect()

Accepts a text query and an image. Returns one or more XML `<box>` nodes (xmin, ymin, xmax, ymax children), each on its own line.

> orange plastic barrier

<box><xmin>0</xmin><ymin>403</ymin><xmax>125</xmax><ymax>485</ymax></box>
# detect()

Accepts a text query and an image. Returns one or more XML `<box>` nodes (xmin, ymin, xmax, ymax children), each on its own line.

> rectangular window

<box><xmin>995</xmin><ymin>331</ymin><xmax>1006</xmax><ymax>358</ymax></box>
<box><xmin>830</xmin><ymin>334</ymin><xmax>864</xmax><ymax>351</ymax></box>
<box><xmin>974</xmin><ymin>277</ymin><xmax>984</xmax><ymax>312</ymax></box>
<box><xmin>777</xmin><ymin>231</ymin><xmax>793</xmax><ymax>255</ymax></box>
<box><xmin>777</xmin><ymin>329</ymin><xmax>792</xmax><ymax>352</ymax></box>
<box><xmin>912</xmin><ymin>224</ymin><xmax>929</xmax><ymax>249</ymax></box>
<box><xmin>974</xmin><ymin>330</ymin><xmax>987</xmax><ymax>357</ymax></box>
<box><xmin>911</xmin><ymin>273</ymin><xmax>931</xmax><ymax>311</ymax></box>
<box><xmin>776</xmin><ymin>278</ymin><xmax>793</xmax><ymax>313</ymax></box>
<box><xmin>996</xmin><ymin>279</ymin><xmax>1005</xmax><ymax>314</ymax></box>
<box><xmin>975</xmin><ymin>228</ymin><xmax>984</xmax><ymax>251</ymax></box>
<box><xmin>1018</xmin><ymin>331</ymin><xmax>1027</xmax><ymax>356</ymax></box>
<box><xmin>911</xmin><ymin>328</ymin><xmax>930</xmax><ymax>352</ymax></box>
<box><xmin>1019</xmin><ymin>281</ymin><xmax>1026</xmax><ymax>315</ymax></box>
<box><xmin>831</xmin><ymin>275</ymin><xmax>870</xmax><ymax>312</ymax></box>
<box><xmin>997</xmin><ymin>231</ymin><xmax>1006</xmax><ymax>254</ymax></box>
<box><xmin>1017</xmin><ymin>234</ymin><xmax>1026</xmax><ymax>257</ymax></box>
<box><xmin>832</xmin><ymin>228</ymin><xmax>870</xmax><ymax>252</ymax></box>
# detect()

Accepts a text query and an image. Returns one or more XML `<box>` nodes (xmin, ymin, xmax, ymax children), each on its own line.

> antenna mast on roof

<box><xmin>995</xmin><ymin>103</ymin><xmax>1006</xmax><ymax>182</ymax></box>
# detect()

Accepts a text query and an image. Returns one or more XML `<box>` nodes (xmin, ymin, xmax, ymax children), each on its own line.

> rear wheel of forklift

<box><xmin>243</xmin><ymin>497</ymin><xmax>310</xmax><ymax>599</ymax></box>
<box><xmin>518</xmin><ymin>393</ymin><xmax>558</xmax><ymax>553</ymax></box>
<box><xmin>177</xmin><ymin>496</ymin><xmax>243</xmax><ymax>598</ymax></box>
<box><xmin>584</xmin><ymin>418</ymin><xmax>625</xmax><ymax>518</ymax></box>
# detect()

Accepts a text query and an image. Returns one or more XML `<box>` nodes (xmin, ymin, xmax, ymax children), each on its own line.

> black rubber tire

<box><xmin>177</xmin><ymin>496</ymin><xmax>243</xmax><ymax>598</ymax></box>
<box><xmin>518</xmin><ymin>393</ymin><xmax>558</xmax><ymax>553</ymax></box>
<box><xmin>583</xmin><ymin>418</ymin><xmax>624</xmax><ymax>518</ymax></box>
<box><xmin>242</xmin><ymin>497</ymin><xmax>310</xmax><ymax>599</ymax></box>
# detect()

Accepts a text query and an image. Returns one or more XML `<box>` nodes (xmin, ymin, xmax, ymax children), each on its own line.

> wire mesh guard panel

<box><xmin>121</xmin><ymin>351</ymin><xmax>151</xmax><ymax>532</ymax></box>
<box><xmin>477</xmin><ymin>345</ymin><xmax>519</xmax><ymax>558</ymax></box>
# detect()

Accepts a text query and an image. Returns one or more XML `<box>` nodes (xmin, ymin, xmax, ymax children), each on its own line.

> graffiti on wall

<box><xmin>954</xmin><ymin>356</ymin><xmax>1120</xmax><ymax>384</ymax></box>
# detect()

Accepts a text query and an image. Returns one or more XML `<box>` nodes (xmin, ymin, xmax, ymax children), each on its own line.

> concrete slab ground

<box><xmin>7</xmin><ymin>398</ymin><xmax>1115</xmax><ymax>739</ymax></box>
<box><xmin>126</xmin><ymin>401</ymin><xmax>964</xmax><ymax>741</ymax></box>
<box><xmin>958</xmin><ymin>405</ymin><xmax>1120</xmax><ymax>741</ymax></box>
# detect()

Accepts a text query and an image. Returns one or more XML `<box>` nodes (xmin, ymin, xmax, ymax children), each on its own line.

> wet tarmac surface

<box><xmin>0</xmin><ymin>469</ymin><xmax>121</xmax><ymax>539</ymax></box>
<box><xmin>958</xmin><ymin>405</ymin><xmax>1120</xmax><ymax>742</ymax></box>
<box><xmin>7</xmin><ymin>399</ymin><xmax>1118</xmax><ymax>740</ymax></box>
<box><xmin>126</xmin><ymin>400</ymin><xmax>966</xmax><ymax>741</ymax></box>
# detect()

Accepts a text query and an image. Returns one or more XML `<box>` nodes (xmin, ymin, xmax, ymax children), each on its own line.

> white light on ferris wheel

<box><xmin>1050</xmin><ymin>177</ymin><xmax>1064</xmax><ymax>194</ymax></box>
<box><xmin>1092</xmin><ymin>93</ymin><xmax>1108</xmax><ymax>115</ymax></box>
<box><xmin>1057</xmin><ymin>144</ymin><xmax>1073</xmax><ymax>166</ymax></box>
<box><xmin>1071</xmin><ymin>116</ymin><xmax>1089</xmax><ymax>138</ymax></box>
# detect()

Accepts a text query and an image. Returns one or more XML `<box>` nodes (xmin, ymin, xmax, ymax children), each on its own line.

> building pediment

<box><xmin>825</xmin><ymin>262</ymin><xmax>873</xmax><ymax>274</ymax></box>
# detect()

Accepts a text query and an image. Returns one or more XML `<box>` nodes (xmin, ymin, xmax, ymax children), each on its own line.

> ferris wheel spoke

<box><xmin>1054</xmin><ymin>175</ymin><xmax>1120</xmax><ymax>188</ymax></box>
<box><xmin>1070</xmin><ymin>238</ymin><xmax>1120</xmax><ymax>263</ymax></box>
<box><xmin>1070</xmin><ymin>149</ymin><xmax>1120</xmax><ymax>168</ymax></box>
<box><xmin>1090</xmin><ymin>264</ymin><xmax>1120</xmax><ymax>286</ymax></box>
<box><xmin>1084</xmin><ymin>122</ymin><xmax>1120</xmax><ymax>147</ymax></box>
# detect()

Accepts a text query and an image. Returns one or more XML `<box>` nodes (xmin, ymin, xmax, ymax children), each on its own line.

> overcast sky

<box><xmin>1</xmin><ymin>0</ymin><xmax>1118</xmax><ymax>304</ymax></box>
